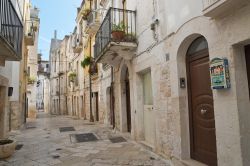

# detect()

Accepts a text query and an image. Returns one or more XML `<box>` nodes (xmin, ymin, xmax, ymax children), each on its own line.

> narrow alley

<box><xmin>0</xmin><ymin>113</ymin><xmax>169</xmax><ymax>166</ymax></box>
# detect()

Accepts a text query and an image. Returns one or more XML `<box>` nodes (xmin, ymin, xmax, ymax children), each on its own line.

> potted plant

<box><xmin>82</xmin><ymin>9</ymin><xmax>91</xmax><ymax>20</ymax></box>
<box><xmin>81</xmin><ymin>56</ymin><xmax>97</xmax><ymax>75</ymax></box>
<box><xmin>0</xmin><ymin>139</ymin><xmax>16</xmax><ymax>159</ymax></box>
<box><xmin>125</xmin><ymin>32</ymin><xmax>136</xmax><ymax>42</ymax></box>
<box><xmin>68</xmin><ymin>71</ymin><xmax>77</xmax><ymax>82</ymax></box>
<box><xmin>112</xmin><ymin>22</ymin><xmax>127</xmax><ymax>41</ymax></box>
<box><xmin>81</xmin><ymin>56</ymin><xmax>91</xmax><ymax>69</ymax></box>
<box><xmin>28</xmin><ymin>76</ymin><xmax>36</xmax><ymax>84</ymax></box>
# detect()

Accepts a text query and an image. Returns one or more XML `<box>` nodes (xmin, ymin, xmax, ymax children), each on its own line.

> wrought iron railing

<box><xmin>203</xmin><ymin>0</ymin><xmax>220</xmax><ymax>10</ymax></box>
<box><xmin>25</xmin><ymin>21</ymin><xmax>35</xmax><ymax>37</ymax></box>
<box><xmin>94</xmin><ymin>8</ymin><xmax>136</xmax><ymax>59</ymax></box>
<box><xmin>0</xmin><ymin>0</ymin><xmax>23</xmax><ymax>58</ymax></box>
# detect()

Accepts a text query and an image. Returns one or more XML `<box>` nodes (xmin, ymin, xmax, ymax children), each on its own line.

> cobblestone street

<box><xmin>0</xmin><ymin>113</ymin><xmax>170</xmax><ymax>166</ymax></box>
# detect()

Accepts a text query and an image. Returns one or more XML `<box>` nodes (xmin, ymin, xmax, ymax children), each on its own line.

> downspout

<box><xmin>58</xmin><ymin>51</ymin><xmax>61</xmax><ymax>115</ymax></box>
<box><xmin>111</xmin><ymin>66</ymin><xmax>115</xmax><ymax>129</ymax></box>
<box><xmin>89</xmin><ymin>37</ymin><xmax>94</xmax><ymax>122</ymax></box>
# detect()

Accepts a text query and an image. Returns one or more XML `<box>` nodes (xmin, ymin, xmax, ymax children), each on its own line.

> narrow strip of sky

<box><xmin>32</xmin><ymin>0</ymin><xmax>82</xmax><ymax>60</ymax></box>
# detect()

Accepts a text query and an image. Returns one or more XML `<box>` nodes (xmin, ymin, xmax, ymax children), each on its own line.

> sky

<box><xmin>32</xmin><ymin>0</ymin><xmax>82</xmax><ymax>60</ymax></box>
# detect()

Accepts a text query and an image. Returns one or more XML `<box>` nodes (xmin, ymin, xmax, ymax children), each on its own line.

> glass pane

<box><xmin>187</xmin><ymin>37</ymin><xmax>208</xmax><ymax>55</ymax></box>
<box><xmin>143</xmin><ymin>71</ymin><xmax>153</xmax><ymax>105</ymax></box>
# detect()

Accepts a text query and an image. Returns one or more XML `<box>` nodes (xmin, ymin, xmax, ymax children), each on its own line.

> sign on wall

<box><xmin>210</xmin><ymin>58</ymin><xmax>230</xmax><ymax>89</ymax></box>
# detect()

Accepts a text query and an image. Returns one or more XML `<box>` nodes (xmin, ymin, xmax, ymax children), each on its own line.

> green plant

<box><xmin>81</xmin><ymin>56</ymin><xmax>91</xmax><ymax>68</ymax></box>
<box><xmin>82</xmin><ymin>9</ymin><xmax>91</xmax><ymax>20</ymax></box>
<box><xmin>28</xmin><ymin>76</ymin><xmax>36</xmax><ymax>84</ymax></box>
<box><xmin>125</xmin><ymin>32</ymin><xmax>136</xmax><ymax>41</ymax></box>
<box><xmin>68</xmin><ymin>71</ymin><xmax>77</xmax><ymax>82</ymax></box>
<box><xmin>112</xmin><ymin>22</ymin><xmax>127</xmax><ymax>32</ymax></box>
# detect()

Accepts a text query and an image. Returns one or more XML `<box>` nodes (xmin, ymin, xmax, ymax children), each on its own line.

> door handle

<box><xmin>201</xmin><ymin>109</ymin><xmax>207</xmax><ymax>115</ymax></box>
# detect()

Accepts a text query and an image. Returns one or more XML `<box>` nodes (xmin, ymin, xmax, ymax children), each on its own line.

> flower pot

<box><xmin>0</xmin><ymin>139</ymin><xmax>16</xmax><ymax>159</ymax></box>
<box><xmin>112</xmin><ymin>31</ymin><xmax>125</xmax><ymax>41</ymax></box>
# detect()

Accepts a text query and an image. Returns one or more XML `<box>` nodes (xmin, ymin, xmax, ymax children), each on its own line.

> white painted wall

<box><xmin>0</xmin><ymin>61</ymin><xmax>20</xmax><ymax>101</ymax></box>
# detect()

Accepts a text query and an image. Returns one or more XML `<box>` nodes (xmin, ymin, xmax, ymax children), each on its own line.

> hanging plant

<box><xmin>82</xmin><ymin>9</ymin><xmax>91</xmax><ymax>20</ymax></box>
<box><xmin>68</xmin><ymin>71</ymin><xmax>77</xmax><ymax>82</ymax></box>
<box><xmin>81</xmin><ymin>56</ymin><xmax>92</xmax><ymax>68</ymax></box>
<box><xmin>28</xmin><ymin>76</ymin><xmax>36</xmax><ymax>84</ymax></box>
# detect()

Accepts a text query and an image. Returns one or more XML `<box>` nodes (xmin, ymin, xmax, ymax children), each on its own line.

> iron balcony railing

<box><xmin>203</xmin><ymin>0</ymin><xmax>219</xmax><ymax>10</ymax></box>
<box><xmin>0</xmin><ymin>0</ymin><xmax>23</xmax><ymax>58</ymax></box>
<box><xmin>94</xmin><ymin>8</ymin><xmax>136</xmax><ymax>59</ymax></box>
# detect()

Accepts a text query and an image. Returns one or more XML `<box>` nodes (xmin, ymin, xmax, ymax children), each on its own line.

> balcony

<box><xmin>202</xmin><ymin>0</ymin><xmax>248</xmax><ymax>18</ymax></box>
<box><xmin>73</xmin><ymin>35</ymin><xmax>83</xmax><ymax>53</ymax></box>
<box><xmin>85</xmin><ymin>11</ymin><xmax>101</xmax><ymax>35</ymax></box>
<box><xmin>0</xmin><ymin>0</ymin><xmax>23</xmax><ymax>61</ymax></box>
<box><xmin>25</xmin><ymin>21</ymin><xmax>36</xmax><ymax>46</ymax></box>
<box><xmin>94</xmin><ymin>8</ymin><xmax>137</xmax><ymax>66</ymax></box>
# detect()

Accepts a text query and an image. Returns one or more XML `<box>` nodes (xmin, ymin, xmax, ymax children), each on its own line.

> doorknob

<box><xmin>201</xmin><ymin>109</ymin><xmax>207</xmax><ymax>115</ymax></box>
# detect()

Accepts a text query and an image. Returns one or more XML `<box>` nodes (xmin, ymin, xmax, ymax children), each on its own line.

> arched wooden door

<box><xmin>187</xmin><ymin>37</ymin><xmax>217</xmax><ymax>166</ymax></box>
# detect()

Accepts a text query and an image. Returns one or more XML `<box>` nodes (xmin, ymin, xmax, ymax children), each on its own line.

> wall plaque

<box><xmin>210</xmin><ymin>58</ymin><xmax>230</xmax><ymax>89</ymax></box>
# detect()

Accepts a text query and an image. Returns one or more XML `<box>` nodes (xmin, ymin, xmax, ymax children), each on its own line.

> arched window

<box><xmin>187</xmin><ymin>36</ymin><xmax>208</xmax><ymax>55</ymax></box>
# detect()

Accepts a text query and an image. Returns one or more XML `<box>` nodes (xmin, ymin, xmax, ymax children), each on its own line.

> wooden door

<box><xmin>187</xmin><ymin>50</ymin><xmax>217</xmax><ymax>166</ymax></box>
<box><xmin>125</xmin><ymin>78</ymin><xmax>131</xmax><ymax>132</ymax></box>
<box><xmin>245</xmin><ymin>45</ymin><xmax>250</xmax><ymax>99</ymax></box>
<box><xmin>95</xmin><ymin>93</ymin><xmax>99</xmax><ymax>121</ymax></box>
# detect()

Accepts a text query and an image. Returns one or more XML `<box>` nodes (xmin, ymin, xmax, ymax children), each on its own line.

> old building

<box><xmin>37</xmin><ymin>56</ymin><xmax>50</xmax><ymax>113</ymax></box>
<box><xmin>49</xmin><ymin>32</ymin><xmax>67</xmax><ymax>115</ymax></box>
<box><xmin>65</xmin><ymin>28</ymin><xmax>84</xmax><ymax>118</ymax></box>
<box><xmin>26</xmin><ymin>6</ymin><xmax>40</xmax><ymax>119</ymax></box>
<box><xmin>0</xmin><ymin>0</ymin><xmax>23</xmax><ymax>137</ymax></box>
<box><xmin>92</xmin><ymin>0</ymin><xmax>250</xmax><ymax>166</ymax></box>
<box><xmin>0</xmin><ymin>0</ymin><xmax>40</xmax><ymax>136</ymax></box>
<box><xmin>46</xmin><ymin>0</ymin><xmax>250</xmax><ymax>165</ymax></box>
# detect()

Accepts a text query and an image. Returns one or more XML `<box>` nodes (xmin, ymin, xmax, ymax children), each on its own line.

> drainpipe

<box><xmin>58</xmin><ymin>51</ymin><xmax>61</xmax><ymax>115</ymax></box>
<box><xmin>89</xmin><ymin>37</ymin><xmax>94</xmax><ymax>122</ymax></box>
<box><xmin>111</xmin><ymin>66</ymin><xmax>115</xmax><ymax>129</ymax></box>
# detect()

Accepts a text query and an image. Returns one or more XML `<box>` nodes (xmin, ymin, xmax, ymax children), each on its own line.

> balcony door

<box><xmin>245</xmin><ymin>45</ymin><xmax>250</xmax><ymax>99</ymax></box>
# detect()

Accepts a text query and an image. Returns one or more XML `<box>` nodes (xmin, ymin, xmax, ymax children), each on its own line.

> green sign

<box><xmin>210</xmin><ymin>58</ymin><xmax>230</xmax><ymax>89</ymax></box>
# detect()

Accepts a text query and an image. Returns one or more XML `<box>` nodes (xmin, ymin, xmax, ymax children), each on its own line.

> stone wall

<box><xmin>10</xmin><ymin>101</ymin><xmax>21</xmax><ymax>130</ymax></box>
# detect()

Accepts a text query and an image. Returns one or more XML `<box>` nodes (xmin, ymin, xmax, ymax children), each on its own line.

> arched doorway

<box><xmin>245</xmin><ymin>44</ymin><xmax>250</xmax><ymax>99</ymax></box>
<box><xmin>186</xmin><ymin>37</ymin><xmax>217</xmax><ymax>165</ymax></box>
<box><xmin>120</xmin><ymin>65</ymin><xmax>131</xmax><ymax>133</ymax></box>
<box><xmin>125</xmin><ymin>68</ymin><xmax>131</xmax><ymax>132</ymax></box>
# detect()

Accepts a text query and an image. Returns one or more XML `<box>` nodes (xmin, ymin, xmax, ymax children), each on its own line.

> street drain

<box><xmin>15</xmin><ymin>144</ymin><xmax>23</xmax><ymax>150</ymax></box>
<box><xmin>26</xmin><ymin>126</ymin><xmax>36</xmax><ymax>129</ymax></box>
<box><xmin>52</xmin><ymin>155</ymin><xmax>60</xmax><ymax>159</ymax></box>
<box><xmin>59</xmin><ymin>127</ymin><xmax>75</xmax><ymax>132</ymax></box>
<box><xmin>71</xmin><ymin>133</ymin><xmax>98</xmax><ymax>143</ymax></box>
<box><xmin>109</xmin><ymin>137</ymin><xmax>127</xmax><ymax>143</ymax></box>
<box><xmin>56</xmin><ymin>148</ymin><xmax>62</xmax><ymax>151</ymax></box>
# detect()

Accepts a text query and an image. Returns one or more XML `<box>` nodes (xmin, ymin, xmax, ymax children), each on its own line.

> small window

<box><xmin>142</xmin><ymin>71</ymin><xmax>153</xmax><ymax>105</ymax></box>
<box><xmin>187</xmin><ymin>36</ymin><xmax>208</xmax><ymax>55</ymax></box>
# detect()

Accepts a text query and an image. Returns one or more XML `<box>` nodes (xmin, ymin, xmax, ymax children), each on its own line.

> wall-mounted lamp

<box><xmin>150</xmin><ymin>19</ymin><xmax>159</xmax><ymax>31</ymax></box>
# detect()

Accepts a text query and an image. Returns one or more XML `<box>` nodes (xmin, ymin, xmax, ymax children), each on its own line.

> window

<box><xmin>27</xmin><ymin>66</ymin><xmax>30</xmax><ymax>77</ymax></box>
<box><xmin>142</xmin><ymin>71</ymin><xmax>153</xmax><ymax>105</ymax></box>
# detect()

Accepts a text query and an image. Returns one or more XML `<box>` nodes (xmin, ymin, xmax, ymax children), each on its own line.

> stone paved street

<box><xmin>0</xmin><ymin>113</ymin><xmax>170</xmax><ymax>166</ymax></box>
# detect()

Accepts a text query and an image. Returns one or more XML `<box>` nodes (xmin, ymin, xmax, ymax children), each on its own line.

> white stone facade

<box><xmin>94</xmin><ymin>0</ymin><xmax>250</xmax><ymax>166</ymax></box>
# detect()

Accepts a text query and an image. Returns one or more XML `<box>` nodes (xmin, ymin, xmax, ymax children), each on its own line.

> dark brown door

<box><xmin>95</xmin><ymin>93</ymin><xmax>99</xmax><ymax>121</ymax></box>
<box><xmin>245</xmin><ymin>45</ymin><xmax>250</xmax><ymax>99</ymax></box>
<box><xmin>125</xmin><ymin>70</ymin><xmax>131</xmax><ymax>132</ymax></box>
<box><xmin>187</xmin><ymin>50</ymin><xmax>217</xmax><ymax>166</ymax></box>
